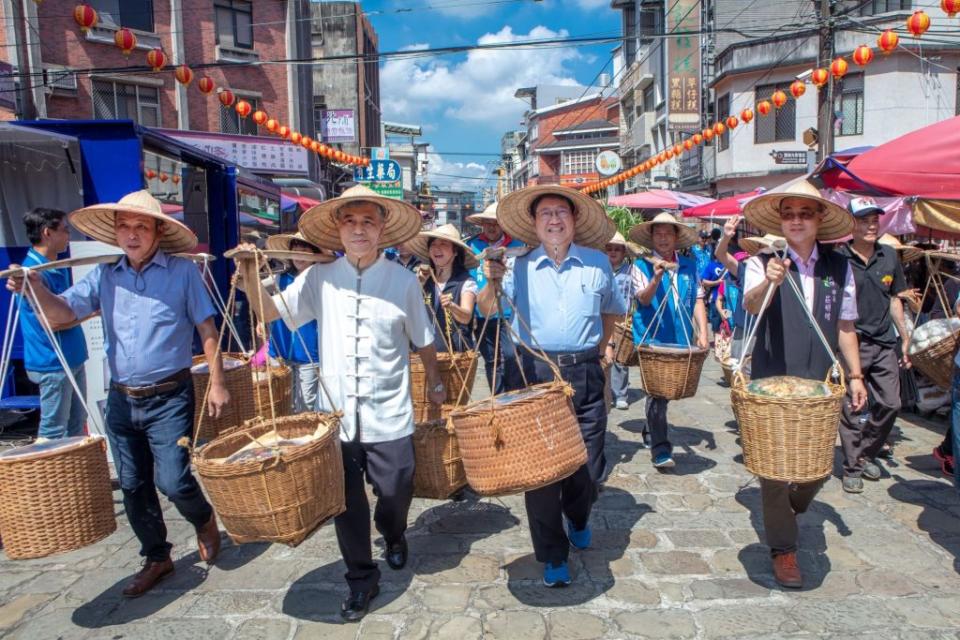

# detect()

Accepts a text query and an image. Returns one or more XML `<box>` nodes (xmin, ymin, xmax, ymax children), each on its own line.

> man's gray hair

<box><xmin>335</xmin><ymin>200</ymin><xmax>387</xmax><ymax>221</ymax></box>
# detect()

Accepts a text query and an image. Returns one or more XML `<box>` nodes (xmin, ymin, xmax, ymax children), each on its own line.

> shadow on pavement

<box><xmin>887</xmin><ymin>475</ymin><xmax>960</xmax><ymax>573</ymax></box>
<box><xmin>734</xmin><ymin>485</ymin><xmax>850</xmax><ymax>592</ymax></box>
<box><xmin>281</xmin><ymin>499</ymin><xmax>518</xmax><ymax>623</ymax></box>
<box><xmin>505</xmin><ymin>486</ymin><xmax>652</xmax><ymax>607</ymax></box>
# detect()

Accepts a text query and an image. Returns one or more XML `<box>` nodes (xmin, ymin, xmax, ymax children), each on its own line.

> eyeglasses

<box><xmin>535</xmin><ymin>208</ymin><xmax>573</xmax><ymax>220</ymax></box>
<box><xmin>779</xmin><ymin>210</ymin><xmax>818</xmax><ymax>222</ymax></box>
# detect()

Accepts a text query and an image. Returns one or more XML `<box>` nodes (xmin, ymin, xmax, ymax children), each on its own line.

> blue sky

<box><xmin>360</xmin><ymin>0</ymin><xmax>621</xmax><ymax>193</ymax></box>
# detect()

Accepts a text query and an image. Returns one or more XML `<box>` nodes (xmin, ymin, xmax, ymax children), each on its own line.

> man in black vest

<box><xmin>742</xmin><ymin>179</ymin><xmax>867</xmax><ymax>589</ymax></box>
<box><xmin>836</xmin><ymin>199</ymin><xmax>911</xmax><ymax>494</ymax></box>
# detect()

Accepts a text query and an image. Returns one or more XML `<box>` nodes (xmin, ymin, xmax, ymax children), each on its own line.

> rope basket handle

<box><xmin>418</xmin><ymin>264</ymin><xmax>476</xmax><ymax>404</ymax></box>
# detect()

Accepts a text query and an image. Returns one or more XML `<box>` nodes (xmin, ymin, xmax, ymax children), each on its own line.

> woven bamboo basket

<box><xmin>732</xmin><ymin>374</ymin><xmax>844</xmax><ymax>482</ymax></box>
<box><xmin>720</xmin><ymin>358</ymin><xmax>750</xmax><ymax>387</ymax></box>
<box><xmin>0</xmin><ymin>436</ymin><xmax>116</xmax><ymax>560</ymax></box>
<box><xmin>911</xmin><ymin>329</ymin><xmax>960</xmax><ymax>390</ymax></box>
<box><xmin>410</xmin><ymin>350</ymin><xmax>478</xmax><ymax>405</ymax></box>
<box><xmin>412</xmin><ymin>402</ymin><xmax>455</xmax><ymax>427</ymax></box>
<box><xmin>637</xmin><ymin>345</ymin><xmax>709</xmax><ymax>400</ymax></box>
<box><xmin>252</xmin><ymin>363</ymin><xmax>293</xmax><ymax>419</ymax></box>
<box><xmin>192</xmin><ymin>353</ymin><xmax>256</xmax><ymax>442</ymax></box>
<box><xmin>194</xmin><ymin>412</ymin><xmax>345</xmax><ymax>546</ymax></box>
<box><xmin>449</xmin><ymin>382</ymin><xmax>587</xmax><ymax>497</ymax></box>
<box><xmin>413</xmin><ymin>418</ymin><xmax>468</xmax><ymax>499</ymax></box>
<box><xmin>612</xmin><ymin>321</ymin><xmax>639</xmax><ymax>366</ymax></box>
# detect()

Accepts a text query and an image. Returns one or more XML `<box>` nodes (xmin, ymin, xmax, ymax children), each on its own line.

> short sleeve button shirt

<box><xmin>837</xmin><ymin>242</ymin><xmax>907</xmax><ymax>345</ymax></box>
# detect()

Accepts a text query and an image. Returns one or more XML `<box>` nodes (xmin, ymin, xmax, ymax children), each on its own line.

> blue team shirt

<box><xmin>268</xmin><ymin>271</ymin><xmax>319</xmax><ymax>364</ymax></box>
<box><xmin>691</xmin><ymin>244</ymin><xmax>713</xmax><ymax>279</ymax></box>
<box><xmin>19</xmin><ymin>248</ymin><xmax>88</xmax><ymax>372</ymax></box>
<box><xmin>501</xmin><ymin>243</ymin><xmax>627</xmax><ymax>352</ymax></box>
<box><xmin>62</xmin><ymin>251</ymin><xmax>216</xmax><ymax>386</ymax></box>
<box><xmin>467</xmin><ymin>234</ymin><xmax>525</xmax><ymax>319</ymax></box>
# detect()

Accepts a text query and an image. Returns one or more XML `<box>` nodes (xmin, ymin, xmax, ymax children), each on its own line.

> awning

<box><xmin>683</xmin><ymin>189</ymin><xmax>764</xmax><ymax>218</ymax></box>
<box><xmin>609</xmin><ymin>189</ymin><xmax>714</xmax><ymax>210</ymax></box>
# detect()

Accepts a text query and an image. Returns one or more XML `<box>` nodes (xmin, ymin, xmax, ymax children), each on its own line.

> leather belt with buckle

<box><xmin>111</xmin><ymin>369</ymin><xmax>192</xmax><ymax>399</ymax></box>
<box><xmin>541</xmin><ymin>347</ymin><xmax>600</xmax><ymax>368</ymax></box>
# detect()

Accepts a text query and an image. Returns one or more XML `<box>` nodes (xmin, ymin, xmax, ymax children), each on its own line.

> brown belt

<box><xmin>111</xmin><ymin>369</ymin><xmax>192</xmax><ymax>399</ymax></box>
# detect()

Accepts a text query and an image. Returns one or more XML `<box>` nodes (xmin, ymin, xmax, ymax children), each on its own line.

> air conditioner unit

<box><xmin>44</xmin><ymin>68</ymin><xmax>77</xmax><ymax>91</ymax></box>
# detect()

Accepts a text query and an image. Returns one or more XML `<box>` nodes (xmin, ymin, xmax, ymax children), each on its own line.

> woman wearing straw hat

<box><xmin>605</xmin><ymin>231</ymin><xmax>638</xmax><ymax>411</ymax></box>
<box><xmin>263</xmin><ymin>232</ymin><xmax>335</xmax><ymax>413</ymax></box>
<box><xmin>628</xmin><ymin>212</ymin><xmax>709</xmax><ymax>469</ymax></box>
<box><xmin>741</xmin><ymin>178</ymin><xmax>867</xmax><ymax>589</ymax></box>
<box><xmin>408</xmin><ymin>224</ymin><xmax>478</xmax><ymax>353</ymax></box>
<box><xmin>6</xmin><ymin>190</ymin><xmax>228</xmax><ymax>596</ymax></box>
<box><xmin>465</xmin><ymin>202</ymin><xmax>525</xmax><ymax>394</ymax></box>
<box><xmin>478</xmin><ymin>185</ymin><xmax>626</xmax><ymax>588</ymax></box>
<box><xmin>235</xmin><ymin>185</ymin><xmax>444</xmax><ymax>621</ymax></box>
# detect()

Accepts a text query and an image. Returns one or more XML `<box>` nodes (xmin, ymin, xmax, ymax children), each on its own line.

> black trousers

<box><xmin>475</xmin><ymin>317</ymin><xmax>524</xmax><ymax>395</ymax></box>
<box><xmin>520</xmin><ymin>354</ymin><xmax>607</xmax><ymax>564</ymax></box>
<box><xmin>645</xmin><ymin>396</ymin><xmax>672</xmax><ymax>460</ymax></box>
<box><xmin>760</xmin><ymin>477</ymin><xmax>826</xmax><ymax>556</ymax></box>
<box><xmin>334</xmin><ymin>435</ymin><xmax>415</xmax><ymax>593</ymax></box>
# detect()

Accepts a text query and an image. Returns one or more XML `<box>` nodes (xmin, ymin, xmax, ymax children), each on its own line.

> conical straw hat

<box><xmin>497</xmin><ymin>184</ymin><xmax>615</xmax><ymax>251</ymax></box>
<box><xmin>627</xmin><ymin>211</ymin><xmax>698</xmax><ymax>250</ymax></box>
<box><xmin>70</xmin><ymin>190</ymin><xmax>197</xmax><ymax>253</ymax></box>
<box><xmin>299</xmin><ymin>184</ymin><xmax>423</xmax><ymax>252</ymax></box>
<box><xmin>743</xmin><ymin>178</ymin><xmax>853</xmax><ymax>241</ymax></box>
<box><xmin>407</xmin><ymin>224</ymin><xmax>480</xmax><ymax>269</ymax></box>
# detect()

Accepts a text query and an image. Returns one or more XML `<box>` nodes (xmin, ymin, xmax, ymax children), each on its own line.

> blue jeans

<box><xmin>475</xmin><ymin>317</ymin><xmax>523</xmax><ymax>395</ymax></box>
<box><xmin>610</xmin><ymin>363</ymin><xmax>629</xmax><ymax>403</ymax></box>
<box><xmin>27</xmin><ymin>365</ymin><xmax>87</xmax><ymax>439</ymax></box>
<box><xmin>952</xmin><ymin>368</ymin><xmax>960</xmax><ymax>492</ymax></box>
<box><xmin>105</xmin><ymin>380</ymin><xmax>212</xmax><ymax>561</ymax></box>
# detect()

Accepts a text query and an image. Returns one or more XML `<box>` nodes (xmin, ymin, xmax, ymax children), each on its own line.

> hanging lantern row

<box><xmin>238</xmin><ymin>107</ymin><xmax>369</xmax><ymax>167</ymax></box>
<box><xmin>143</xmin><ymin>168</ymin><xmax>181</xmax><ymax>185</ymax></box>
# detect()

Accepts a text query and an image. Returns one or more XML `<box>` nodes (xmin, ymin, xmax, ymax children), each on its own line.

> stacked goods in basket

<box><xmin>732</xmin><ymin>373</ymin><xmax>844</xmax><ymax>482</ymax></box>
<box><xmin>908</xmin><ymin>318</ymin><xmax>960</xmax><ymax>390</ymax></box>
<box><xmin>0</xmin><ymin>436</ymin><xmax>116</xmax><ymax>559</ymax></box>
<box><xmin>193</xmin><ymin>413</ymin><xmax>345</xmax><ymax>546</ymax></box>
<box><xmin>637</xmin><ymin>343</ymin><xmax>709</xmax><ymax>400</ymax></box>
<box><xmin>413</xmin><ymin>417</ymin><xmax>468</xmax><ymax>499</ymax></box>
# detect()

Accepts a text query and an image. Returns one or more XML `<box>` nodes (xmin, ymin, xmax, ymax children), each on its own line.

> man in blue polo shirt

<box><xmin>19</xmin><ymin>208</ymin><xmax>89</xmax><ymax>439</ymax></box>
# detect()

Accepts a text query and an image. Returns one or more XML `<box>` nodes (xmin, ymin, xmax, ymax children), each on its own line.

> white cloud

<box><xmin>422</xmin><ymin>147</ymin><xmax>492</xmax><ymax>192</ymax></box>
<box><xmin>380</xmin><ymin>25</ymin><xmax>582</xmax><ymax>130</ymax></box>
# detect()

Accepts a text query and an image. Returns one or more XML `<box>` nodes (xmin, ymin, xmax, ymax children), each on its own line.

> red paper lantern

<box><xmin>789</xmin><ymin>80</ymin><xmax>806</xmax><ymax>99</ymax></box>
<box><xmin>692</xmin><ymin>133</ymin><xmax>703</xmax><ymax>145</ymax></box>
<box><xmin>145</xmin><ymin>169</ymin><xmax>156</xmax><ymax>179</ymax></box>
<box><xmin>278</xmin><ymin>125</ymin><xmax>290</xmax><ymax>139</ymax></box>
<box><xmin>906</xmin><ymin>10</ymin><xmax>931</xmax><ymax>37</ymax></box>
<box><xmin>172</xmin><ymin>175</ymin><xmax>181</xmax><ymax>185</ymax></box>
<box><xmin>811</xmin><ymin>68</ymin><xmax>829</xmax><ymax>88</ymax></box>
<box><xmin>197</xmin><ymin>76</ymin><xmax>215</xmax><ymax>94</ymax></box>
<box><xmin>726</xmin><ymin>115</ymin><xmax>739</xmax><ymax>129</ymax></box>
<box><xmin>852</xmin><ymin>44</ymin><xmax>874</xmax><ymax>67</ymax></box>
<box><xmin>665</xmin><ymin>148</ymin><xmax>674</xmax><ymax>159</ymax></box>
<box><xmin>683</xmin><ymin>139</ymin><xmax>693</xmax><ymax>151</ymax></box>
<box><xmin>757</xmin><ymin>100</ymin><xmax>772</xmax><ymax>116</ymax></box>
<box><xmin>672</xmin><ymin>144</ymin><xmax>682</xmax><ymax>156</ymax></box>
<box><xmin>159</xmin><ymin>172</ymin><xmax>169</xmax><ymax>183</ymax></box>
<box><xmin>252</xmin><ymin>110</ymin><xmax>267</xmax><ymax>125</ymax></box>
<box><xmin>235</xmin><ymin>100</ymin><xmax>252</xmax><ymax>118</ymax></box>
<box><xmin>830</xmin><ymin>57</ymin><xmax>848</xmax><ymax>79</ymax></box>
<box><xmin>114</xmin><ymin>27</ymin><xmax>136</xmax><ymax>55</ymax></box>
<box><xmin>301</xmin><ymin>136</ymin><xmax>313</xmax><ymax>149</ymax></box>
<box><xmin>73</xmin><ymin>4</ymin><xmax>97</xmax><ymax>32</ymax></box>
<box><xmin>146</xmin><ymin>48</ymin><xmax>166</xmax><ymax>72</ymax></box>
<box><xmin>740</xmin><ymin>108</ymin><xmax>754</xmax><ymax>124</ymax></box>
<box><xmin>218</xmin><ymin>89</ymin><xmax>235</xmax><ymax>107</ymax></box>
<box><xmin>713</xmin><ymin>122</ymin><xmax>726</xmax><ymax>136</ymax></box>
<box><xmin>877</xmin><ymin>29</ymin><xmax>899</xmax><ymax>55</ymax></box>
<box><xmin>658</xmin><ymin>151</ymin><xmax>668</xmax><ymax>162</ymax></box>
<box><xmin>175</xmin><ymin>64</ymin><xmax>193</xmax><ymax>86</ymax></box>
<box><xmin>703</xmin><ymin>129</ymin><xmax>715</xmax><ymax>142</ymax></box>
<box><xmin>266</xmin><ymin>119</ymin><xmax>278</xmax><ymax>133</ymax></box>
<box><xmin>772</xmin><ymin>89</ymin><xmax>788</xmax><ymax>108</ymax></box>
<box><xmin>943</xmin><ymin>0</ymin><xmax>960</xmax><ymax>16</ymax></box>
<box><xmin>290</xmin><ymin>131</ymin><xmax>302</xmax><ymax>145</ymax></box>
<box><xmin>311</xmin><ymin>141</ymin><xmax>321</xmax><ymax>153</ymax></box>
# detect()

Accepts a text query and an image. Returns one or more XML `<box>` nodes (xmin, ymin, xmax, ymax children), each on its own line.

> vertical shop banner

<box><xmin>321</xmin><ymin>109</ymin><xmax>357</xmax><ymax>143</ymax></box>
<box><xmin>667</xmin><ymin>0</ymin><xmax>701</xmax><ymax>130</ymax></box>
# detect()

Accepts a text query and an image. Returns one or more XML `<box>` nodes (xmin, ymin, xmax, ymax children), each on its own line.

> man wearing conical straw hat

<box><xmin>628</xmin><ymin>211</ymin><xmax>709</xmax><ymax>467</ymax></box>
<box><xmin>235</xmin><ymin>185</ymin><xmax>444</xmax><ymax>621</ymax></box>
<box><xmin>478</xmin><ymin>185</ymin><xmax>626</xmax><ymax>588</ymax></box>
<box><xmin>465</xmin><ymin>201</ymin><xmax>525</xmax><ymax>394</ymax></box>
<box><xmin>741</xmin><ymin>178</ymin><xmax>867</xmax><ymax>589</ymax></box>
<box><xmin>6</xmin><ymin>190</ymin><xmax>228</xmax><ymax>596</ymax></box>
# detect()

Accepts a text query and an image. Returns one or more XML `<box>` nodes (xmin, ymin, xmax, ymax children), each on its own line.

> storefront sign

<box><xmin>355</xmin><ymin>159</ymin><xmax>402</xmax><ymax>182</ymax></box>
<box><xmin>161</xmin><ymin>129</ymin><xmax>309</xmax><ymax>175</ymax></box>
<box><xmin>321</xmin><ymin>109</ymin><xmax>356</xmax><ymax>143</ymax></box>
<box><xmin>770</xmin><ymin>150</ymin><xmax>808</xmax><ymax>165</ymax></box>
<box><xmin>368</xmin><ymin>181</ymin><xmax>403</xmax><ymax>200</ymax></box>
<box><xmin>595</xmin><ymin>150</ymin><xmax>622</xmax><ymax>176</ymax></box>
<box><xmin>667</xmin><ymin>0</ymin><xmax>701</xmax><ymax>130</ymax></box>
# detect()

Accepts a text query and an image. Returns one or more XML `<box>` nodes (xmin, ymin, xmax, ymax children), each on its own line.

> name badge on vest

<box><xmin>822</xmin><ymin>276</ymin><xmax>837</xmax><ymax>323</ymax></box>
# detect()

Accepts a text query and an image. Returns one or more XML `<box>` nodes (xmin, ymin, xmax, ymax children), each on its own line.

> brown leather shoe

<box><xmin>772</xmin><ymin>552</ymin><xmax>803</xmax><ymax>589</ymax></box>
<box><xmin>197</xmin><ymin>513</ymin><xmax>221</xmax><ymax>565</ymax></box>
<box><xmin>122</xmin><ymin>558</ymin><xmax>174</xmax><ymax>598</ymax></box>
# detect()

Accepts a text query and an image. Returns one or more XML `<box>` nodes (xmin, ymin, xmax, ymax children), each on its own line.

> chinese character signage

<box><xmin>354</xmin><ymin>160</ymin><xmax>402</xmax><ymax>183</ymax></box>
<box><xmin>667</xmin><ymin>0</ymin><xmax>701</xmax><ymax>130</ymax></box>
<box><xmin>321</xmin><ymin>109</ymin><xmax>356</xmax><ymax>143</ymax></box>
<box><xmin>160</xmin><ymin>129</ymin><xmax>310</xmax><ymax>175</ymax></box>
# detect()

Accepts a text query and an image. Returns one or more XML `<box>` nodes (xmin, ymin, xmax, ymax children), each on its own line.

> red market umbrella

<box><xmin>608</xmin><ymin>189</ymin><xmax>714</xmax><ymax>210</ymax></box>
<box><xmin>682</xmin><ymin>189</ymin><xmax>765</xmax><ymax>218</ymax></box>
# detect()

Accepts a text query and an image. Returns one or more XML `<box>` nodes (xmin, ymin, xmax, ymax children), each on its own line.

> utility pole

<box><xmin>815</xmin><ymin>0</ymin><xmax>835</xmax><ymax>162</ymax></box>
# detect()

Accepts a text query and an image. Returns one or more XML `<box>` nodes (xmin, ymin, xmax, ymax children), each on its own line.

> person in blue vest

<box><xmin>385</xmin><ymin>241</ymin><xmax>422</xmax><ymax>272</ymax></box>
<box><xmin>604</xmin><ymin>231</ymin><xmax>638</xmax><ymax>410</ymax></box>
<box><xmin>628</xmin><ymin>212</ymin><xmax>709</xmax><ymax>468</ymax></box>
<box><xmin>742</xmin><ymin>178</ymin><xmax>867</xmax><ymax>589</ymax></box>
<box><xmin>18</xmin><ymin>208</ymin><xmax>89</xmax><ymax>439</ymax></box>
<box><xmin>264</xmin><ymin>232</ymin><xmax>335</xmax><ymax>413</ymax></box>
<box><xmin>690</xmin><ymin>230</ymin><xmax>714</xmax><ymax>279</ymax></box>
<box><xmin>408</xmin><ymin>224</ymin><xmax>478</xmax><ymax>353</ymax></box>
<box><xmin>465</xmin><ymin>202</ymin><xmax>525</xmax><ymax>393</ymax></box>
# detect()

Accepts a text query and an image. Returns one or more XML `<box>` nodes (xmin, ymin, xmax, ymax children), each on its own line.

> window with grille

<box><xmin>643</xmin><ymin>83</ymin><xmax>656</xmax><ymax>112</ymax></box>
<box><xmin>717</xmin><ymin>92</ymin><xmax>730</xmax><ymax>151</ymax></box>
<box><xmin>858</xmin><ymin>0</ymin><xmax>910</xmax><ymax>16</ymax></box>
<box><xmin>312</xmin><ymin>96</ymin><xmax>327</xmax><ymax>138</ymax></box>
<box><xmin>92</xmin><ymin>80</ymin><xmax>160</xmax><ymax>126</ymax></box>
<box><xmin>754</xmin><ymin>83</ymin><xmax>796</xmax><ymax>144</ymax></box>
<box><xmin>220</xmin><ymin>96</ymin><xmax>259</xmax><ymax>135</ymax></box>
<box><xmin>215</xmin><ymin>0</ymin><xmax>254</xmax><ymax>50</ymax></box>
<box><xmin>562</xmin><ymin>150</ymin><xmax>598</xmax><ymax>175</ymax></box>
<box><xmin>834</xmin><ymin>73</ymin><xmax>864</xmax><ymax>137</ymax></box>
<box><xmin>89</xmin><ymin>0</ymin><xmax>154</xmax><ymax>32</ymax></box>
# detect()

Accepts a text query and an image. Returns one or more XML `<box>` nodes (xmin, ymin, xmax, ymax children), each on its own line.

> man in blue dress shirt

<box><xmin>7</xmin><ymin>190</ymin><xmax>229</xmax><ymax>598</ymax></box>
<box><xmin>478</xmin><ymin>185</ymin><xmax>625</xmax><ymax>588</ymax></box>
<box><xmin>18</xmin><ymin>208</ymin><xmax>89</xmax><ymax>439</ymax></box>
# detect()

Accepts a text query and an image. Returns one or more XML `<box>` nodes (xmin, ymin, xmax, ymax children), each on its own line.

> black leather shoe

<box><xmin>340</xmin><ymin>585</ymin><xmax>379</xmax><ymax>622</ymax></box>
<box><xmin>385</xmin><ymin>535</ymin><xmax>408</xmax><ymax>570</ymax></box>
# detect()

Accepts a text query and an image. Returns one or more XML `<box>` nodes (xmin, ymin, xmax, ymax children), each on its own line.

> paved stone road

<box><xmin>2</xmin><ymin>361</ymin><xmax>959</xmax><ymax>639</ymax></box>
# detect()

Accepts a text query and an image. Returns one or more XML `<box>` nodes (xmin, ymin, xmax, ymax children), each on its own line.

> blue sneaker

<box><xmin>653</xmin><ymin>453</ymin><xmax>675</xmax><ymax>469</ymax></box>
<box><xmin>543</xmin><ymin>561</ymin><xmax>572</xmax><ymax>588</ymax></box>
<box><xmin>567</xmin><ymin>521</ymin><xmax>591</xmax><ymax>550</ymax></box>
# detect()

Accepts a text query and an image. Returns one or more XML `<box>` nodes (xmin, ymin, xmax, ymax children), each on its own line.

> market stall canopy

<box><xmin>683</xmin><ymin>189</ymin><xmax>764</xmax><ymax>218</ymax></box>
<box><xmin>818</xmin><ymin>115</ymin><xmax>960</xmax><ymax>199</ymax></box>
<box><xmin>608</xmin><ymin>189</ymin><xmax>714</xmax><ymax>211</ymax></box>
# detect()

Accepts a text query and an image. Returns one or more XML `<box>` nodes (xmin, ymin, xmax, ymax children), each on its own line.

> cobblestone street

<box><xmin>2</xmin><ymin>361</ymin><xmax>959</xmax><ymax>640</ymax></box>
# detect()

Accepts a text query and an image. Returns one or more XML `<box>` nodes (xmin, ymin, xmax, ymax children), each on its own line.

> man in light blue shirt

<box><xmin>479</xmin><ymin>185</ymin><xmax>625</xmax><ymax>589</ymax></box>
<box><xmin>18</xmin><ymin>208</ymin><xmax>89</xmax><ymax>439</ymax></box>
<box><xmin>8</xmin><ymin>190</ymin><xmax>229</xmax><ymax>598</ymax></box>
